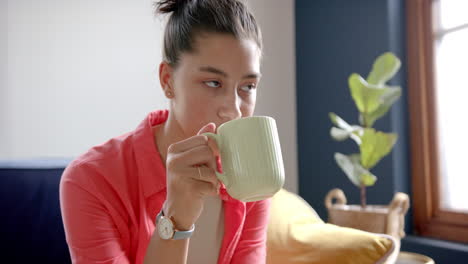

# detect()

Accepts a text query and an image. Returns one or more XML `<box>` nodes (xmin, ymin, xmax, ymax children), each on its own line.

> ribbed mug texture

<box><xmin>213</xmin><ymin>116</ymin><xmax>285</xmax><ymax>202</ymax></box>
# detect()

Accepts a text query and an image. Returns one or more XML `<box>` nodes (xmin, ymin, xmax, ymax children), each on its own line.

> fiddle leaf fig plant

<box><xmin>329</xmin><ymin>52</ymin><xmax>402</xmax><ymax>208</ymax></box>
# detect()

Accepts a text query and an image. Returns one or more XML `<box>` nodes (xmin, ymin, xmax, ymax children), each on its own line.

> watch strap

<box><xmin>172</xmin><ymin>227</ymin><xmax>195</xmax><ymax>240</ymax></box>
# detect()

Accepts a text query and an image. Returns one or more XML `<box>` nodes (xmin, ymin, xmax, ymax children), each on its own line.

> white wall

<box><xmin>2</xmin><ymin>0</ymin><xmax>166</xmax><ymax>159</ymax></box>
<box><xmin>1</xmin><ymin>0</ymin><xmax>9</xmax><ymax>156</ymax></box>
<box><xmin>1</xmin><ymin>0</ymin><xmax>297</xmax><ymax>193</ymax></box>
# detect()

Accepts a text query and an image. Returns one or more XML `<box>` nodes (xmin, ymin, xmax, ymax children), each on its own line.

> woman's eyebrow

<box><xmin>199</xmin><ymin>66</ymin><xmax>228</xmax><ymax>77</ymax></box>
<box><xmin>243</xmin><ymin>72</ymin><xmax>262</xmax><ymax>79</ymax></box>
<box><xmin>198</xmin><ymin>66</ymin><xmax>261</xmax><ymax>79</ymax></box>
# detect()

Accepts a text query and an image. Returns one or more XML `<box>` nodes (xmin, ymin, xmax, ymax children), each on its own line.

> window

<box><xmin>433</xmin><ymin>0</ymin><xmax>468</xmax><ymax>213</ymax></box>
<box><xmin>407</xmin><ymin>0</ymin><xmax>468</xmax><ymax>243</ymax></box>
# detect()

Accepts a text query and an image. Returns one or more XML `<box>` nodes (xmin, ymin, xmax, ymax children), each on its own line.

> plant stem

<box><xmin>360</xmin><ymin>184</ymin><xmax>366</xmax><ymax>208</ymax></box>
<box><xmin>361</xmin><ymin>115</ymin><xmax>368</xmax><ymax>208</ymax></box>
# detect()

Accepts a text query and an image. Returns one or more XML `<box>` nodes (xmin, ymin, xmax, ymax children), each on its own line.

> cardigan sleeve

<box><xmin>230</xmin><ymin>198</ymin><xmax>271</xmax><ymax>264</ymax></box>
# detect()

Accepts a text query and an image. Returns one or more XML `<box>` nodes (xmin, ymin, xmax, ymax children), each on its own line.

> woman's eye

<box><xmin>204</xmin><ymin>81</ymin><xmax>221</xmax><ymax>88</ymax></box>
<box><xmin>240</xmin><ymin>84</ymin><xmax>256</xmax><ymax>92</ymax></box>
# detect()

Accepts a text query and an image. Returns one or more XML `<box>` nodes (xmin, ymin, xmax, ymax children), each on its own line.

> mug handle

<box><xmin>203</xmin><ymin>132</ymin><xmax>229</xmax><ymax>186</ymax></box>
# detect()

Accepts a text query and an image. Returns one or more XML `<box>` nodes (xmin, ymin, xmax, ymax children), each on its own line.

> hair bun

<box><xmin>155</xmin><ymin>0</ymin><xmax>189</xmax><ymax>14</ymax></box>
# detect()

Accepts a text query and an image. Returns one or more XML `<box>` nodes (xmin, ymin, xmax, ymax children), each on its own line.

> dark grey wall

<box><xmin>295</xmin><ymin>0</ymin><xmax>468</xmax><ymax>263</ymax></box>
<box><xmin>295</xmin><ymin>0</ymin><xmax>409</xmax><ymax>220</ymax></box>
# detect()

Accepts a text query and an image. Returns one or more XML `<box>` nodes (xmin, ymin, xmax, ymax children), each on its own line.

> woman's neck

<box><xmin>153</xmin><ymin>114</ymin><xmax>187</xmax><ymax>163</ymax></box>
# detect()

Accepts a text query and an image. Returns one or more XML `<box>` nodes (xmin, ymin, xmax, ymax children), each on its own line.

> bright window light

<box><xmin>435</xmin><ymin>0</ymin><xmax>468</xmax><ymax>212</ymax></box>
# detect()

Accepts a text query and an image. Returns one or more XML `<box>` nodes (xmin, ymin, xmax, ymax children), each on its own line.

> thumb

<box><xmin>197</xmin><ymin>122</ymin><xmax>216</xmax><ymax>136</ymax></box>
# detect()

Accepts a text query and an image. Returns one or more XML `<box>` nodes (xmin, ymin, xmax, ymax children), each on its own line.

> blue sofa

<box><xmin>1</xmin><ymin>159</ymin><xmax>72</xmax><ymax>263</ymax></box>
<box><xmin>1</xmin><ymin>159</ymin><xmax>403</xmax><ymax>264</ymax></box>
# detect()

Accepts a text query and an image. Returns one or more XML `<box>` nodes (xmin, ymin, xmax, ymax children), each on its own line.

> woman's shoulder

<box><xmin>61</xmin><ymin>131</ymin><xmax>136</xmax><ymax>189</ymax></box>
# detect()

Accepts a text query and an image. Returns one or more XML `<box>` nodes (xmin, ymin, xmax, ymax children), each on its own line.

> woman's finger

<box><xmin>191</xmin><ymin>166</ymin><xmax>219</xmax><ymax>188</ymax></box>
<box><xmin>167</xmin><ymin>135</ymin><xmax>209</xmax><ymax>154</ymax></box>
<box><xmin>196</xmin><ymin>122</ymin><xmax>216</xmax><ymax>136</ymax></box>
<box><xmin>197</xmin><ymin>123</ymin><xmax>220</xmax><ymax>156</ymax></box>
<box><xmin>170</xmin><ymin>145</ymin><xmax>217</xmax><ymax>171</ymax></box>
<box><xmin>190</xmin><ymin>178</ymin><xmax>218</xmax><ymax>197</ymax></box>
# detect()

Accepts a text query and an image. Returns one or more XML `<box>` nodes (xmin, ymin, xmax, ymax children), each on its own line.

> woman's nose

<box><xmin>217</xmin><ymin>90</ymin><xmax>242</xmax><ymax>121</ymax></box>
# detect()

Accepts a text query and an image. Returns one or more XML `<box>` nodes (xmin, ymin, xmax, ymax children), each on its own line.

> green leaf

<box><xmin>329</xmin><ymin>113</ymin><xmax>363</xmax><ymax>144</ymax></box>
<box><xmin>359</xmin><ymin>128</ymin><xmax>398</xmax><ymax>169</ymax></box>
<box><xmin>330</xmin><ymin>127</ymin><xmax>363</xmax><ymax>144</ymax></box>
<box><xmin>330</xmin><ymin>127</ymin><xmax>350</xmax><ymax>141</ymax></box>
<box><xmin>329</xmin><ymin>112</ymin><xmax>352</xmax><ymax>130</ymax></box>
<box><xmin>349</xmin><ymin>73</ymin><xmax>386</xmax><ymax>114</ymax></box>
<box><xmin>361</xmin><ymin>173</ymin><xmax>377</xmax><ymax>187</ymax></box>
<box><xmin>358</xmin><ymin>114</ymin><xmax>365</xmax><ymax>126</ymax></box>
<box><xmin>367</xmin><ymin>52</ymin><xmax>401</xmax><ymax>87</ymax></box>
<box><xmin>334</xmin><ymin>153</ymin><xmax>377</xmax><ymax>187</ymax></box>
<box><xmin>381</xmin><ymin>86</ymin><xmax>402</xmax><ymax>104</ymax></box>
<box><xmin>365</xmin><ymin>86</ymin><xmax>402</xmax><ymax>127</ymax></box>
<box><xmin>334</xmin><ymin>153</ymin><xmax>361</xmax><ymax>187</ymax></box>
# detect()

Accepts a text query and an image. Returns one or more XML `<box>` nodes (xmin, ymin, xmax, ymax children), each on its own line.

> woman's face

<box><xmin>165</xmin><ymin>33</ymin><xmax>262</xmax><ymax>137</ymax></box>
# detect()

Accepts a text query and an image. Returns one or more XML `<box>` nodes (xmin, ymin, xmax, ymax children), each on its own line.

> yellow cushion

<box><xmin>267</xmin><ymin>189</ymin><xmax>393</xmax><ymax>264</ymax></box>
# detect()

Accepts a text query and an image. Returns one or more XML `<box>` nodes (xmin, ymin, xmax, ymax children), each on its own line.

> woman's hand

<box><xmin>163</xmin><ymin>123</ymin><xmax>221</xmax><ymax>230</ymax></box>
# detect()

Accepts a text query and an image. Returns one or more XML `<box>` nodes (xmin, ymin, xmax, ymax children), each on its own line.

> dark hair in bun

<box><xmin>155</xmin><ymin>0</ymin><xmax>189</xmax><ymax>14</ymax></box>
<box><xmin>154</xmin><ymin>0</ymin><xmax>262</xmax><ymax>67</ymax></box>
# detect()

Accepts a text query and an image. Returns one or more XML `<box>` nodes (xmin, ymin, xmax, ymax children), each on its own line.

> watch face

<box><xmin>158</xmin><ymin>216</ymin><xmax>174</xmax><ymax>240</ymax></box>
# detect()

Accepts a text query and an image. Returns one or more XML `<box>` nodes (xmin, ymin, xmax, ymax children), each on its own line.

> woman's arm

<box><xmin>60</xmin><ymin>177</ymin><xmax>131</xmax><ymax>264</ymax></box>
<box><xmin>61</xmin><ymin>168</ymin><xmax>192</xmax><ymax>264</ymax></box>
<box><xmin>143</xmin><ymin>221</ymin><xmax>189</xmax><ymax>264</ymax></box>
<box><xmin>231</xmin><ymin>198</ymin><xmax>271</xmax><ymax>264</ymax></box>
<box><xmin>145</xmin><ymin>123</ymin><xmax>221</xmax><ymax>264</ymax></box>
<box><xmin>61</xmin><ymin>124</ymin><xmax>220</xmax><ymax>264</ymax></box>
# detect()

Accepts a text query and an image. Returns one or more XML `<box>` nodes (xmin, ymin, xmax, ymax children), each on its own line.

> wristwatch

<box><xmin>156</xmin><ymin>209</ymin><xmax>195</xmax><ymax>240</ymax></box>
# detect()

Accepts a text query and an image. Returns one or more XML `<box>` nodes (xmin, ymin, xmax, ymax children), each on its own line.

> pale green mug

<box><xmin>204</xmin><ymin>116</ymin><xmax>285</xmax><ymax>202</ymax></box>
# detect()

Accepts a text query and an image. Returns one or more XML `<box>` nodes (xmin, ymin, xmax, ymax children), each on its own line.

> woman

<box><xmin>60</xmin><ymin>0</ymin><xmax>269</xmax><ymax>263</ymax></box>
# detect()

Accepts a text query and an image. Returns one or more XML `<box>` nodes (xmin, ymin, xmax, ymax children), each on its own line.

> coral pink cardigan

<box><xmin>60</xmin><ymin>110</ymin><xmax>271</xmax><ymax>264</ymax></box>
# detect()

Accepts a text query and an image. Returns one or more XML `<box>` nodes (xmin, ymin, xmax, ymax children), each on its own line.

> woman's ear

<box><xmin>159</xmin><ymin>61</ymin><xmax>175</xmax><ymax>99</ymax></box>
